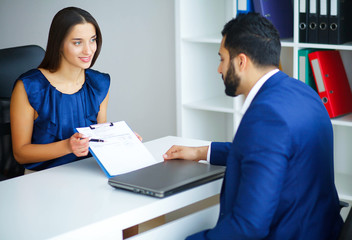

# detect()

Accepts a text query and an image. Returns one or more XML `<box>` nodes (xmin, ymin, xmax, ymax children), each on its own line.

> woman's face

<box><xmin>60</xmin><ymin>23</ymin><xmax>97</xmax><ymax>70</ymax></box>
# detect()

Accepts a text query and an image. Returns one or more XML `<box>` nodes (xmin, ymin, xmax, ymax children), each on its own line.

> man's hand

<box><xmin>163</xmin><ymin>145</ymin><xmax>209</xmax><ymax>162</ymax></box>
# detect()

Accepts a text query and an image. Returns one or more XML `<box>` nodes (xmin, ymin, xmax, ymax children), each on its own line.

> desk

<box><xmin>0</xmin><ymin>136</ymin><xmax>222</xmax><ymax>240</ymax></box>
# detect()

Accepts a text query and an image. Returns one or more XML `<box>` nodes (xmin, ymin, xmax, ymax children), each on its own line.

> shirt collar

<box><xmin>240</xmin><ymin>69</ymin><xmax>279</xmax><ymax>115</ymax></box>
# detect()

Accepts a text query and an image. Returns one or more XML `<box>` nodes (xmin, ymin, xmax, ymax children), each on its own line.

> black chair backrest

<box><xmin>339</xmin><ymin>207</ymin><xmax>352</xmax><ymax>240</ymax></box>
<box><xmin>0</xmin><ymin>45</ymin><xmax>45</xmax><ymax>180</ymax></box>
<box><xmin>0</xmin><ymin>45</ymin><xmax>45</xmax><ymax>100</ymax></box>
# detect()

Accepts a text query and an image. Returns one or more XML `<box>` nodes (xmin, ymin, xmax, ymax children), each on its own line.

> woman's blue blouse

<box><xmin>17</xmin><ymin>69</ymin><xmax>110</xmax><ymax>170</ymax></box>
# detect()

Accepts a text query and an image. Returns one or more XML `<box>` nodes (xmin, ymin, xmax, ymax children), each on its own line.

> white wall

<box><xmin>0</xmin><ymin>0</ymin><xmax>176</xmax><ymax>141</ymax></box>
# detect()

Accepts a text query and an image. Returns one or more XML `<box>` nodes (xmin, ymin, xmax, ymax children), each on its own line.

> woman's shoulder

<box><xmin>85</xmin><ymin>68</ymin><xmax>110</xmax><ymax>91</ymax></box>
<box><xmin>18</xmin><ymin>69</ymin><xmax>50</xmax><ymax>94</ymax></box>
<box><xmin>19</xmin><ymin>68</ymin><xmax>42</xmax><ymax>80</ymax></box>
<box><xmin>85</xmin><ymin>68</ymin><xmax>109</xmax><ymax>77</ymax></box>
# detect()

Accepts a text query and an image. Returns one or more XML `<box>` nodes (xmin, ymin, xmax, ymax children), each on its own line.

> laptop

<box><xmin>108</xmin><ymin>160</ymin><xmax>225</xmax><ymax>198</ymax></box>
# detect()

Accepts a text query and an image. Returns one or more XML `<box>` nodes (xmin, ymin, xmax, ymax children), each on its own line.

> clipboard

<box><xmin>76</xmin><ymin>121</ymin><xmax>158</xmax><ymax>178</ymax></box>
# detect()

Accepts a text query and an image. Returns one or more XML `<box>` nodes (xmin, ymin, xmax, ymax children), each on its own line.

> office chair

<box><xmin>339</xmin><ymin>205</ymin><xmax>352</xmax><ymax>240</ymax></box>
<box><xmin>0</xmin><ymin>45</ymin><xmax>45</xmax><ymax>180</ymax></box>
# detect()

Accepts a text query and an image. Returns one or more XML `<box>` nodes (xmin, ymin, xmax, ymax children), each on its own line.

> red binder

<box><xmin>308</xmin><ymin>50</ymin><xmax>352</xmax><ymax>118</ymax></box>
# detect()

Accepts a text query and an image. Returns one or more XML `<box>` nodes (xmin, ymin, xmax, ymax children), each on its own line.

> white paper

<box><xmin>76</xmin><ymin>121</ymin><xmax>157</xmax><ymax>176</ymax></box>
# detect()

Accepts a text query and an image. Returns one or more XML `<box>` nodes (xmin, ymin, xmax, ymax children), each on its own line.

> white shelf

<box><xmin>185</xmin><ymin>36</ymin><xmax>295</xmax><ymax>47</ymax></box>
<box><xmin>335</xmin><ymin>173</ymin><xmax>352</xmax><ymax>201</ymax></box>
<box><xmin>297</xmin><ymin>42</ymin><xmax>352</xmax><ymax>50</ymax></box>
<box><xmin>331</xmin><ymin>113</ymin><xmax>352</xmax><ymax>127</ymax></box>
<box><xmin>176</xmin><ymin>0</ymin><xmax>352</xmax><ymax>212</ymax></box>
<box><xmin>183</xmin><ymin>96</ymin><xmax>235</xmax><ymax>113</ymax></box>
<box><xmin>280</xmin><ymin>39</ymin><xmax>295</xmax><ymax>47</ymax></box>
<box><xmin>176</xmin><ymin>0</ymin><xmax>352</xmax><ymax>177</ymax></box>
<box><xmin>182</xmin><ymin>34</ymin><xmax>221</xmax><ymax>44</ymax></box>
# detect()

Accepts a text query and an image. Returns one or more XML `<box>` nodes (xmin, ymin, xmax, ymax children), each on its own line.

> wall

<box><xmin>0</xmin><ymin>0</ymin><xmax>176</xmax><ymax>141</ymax></box>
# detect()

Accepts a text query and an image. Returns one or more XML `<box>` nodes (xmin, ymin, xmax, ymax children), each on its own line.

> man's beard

<box><xmin>223</xmin><ymin>63</ymin><xmax>240</xmax><ymax>97</ymax></box>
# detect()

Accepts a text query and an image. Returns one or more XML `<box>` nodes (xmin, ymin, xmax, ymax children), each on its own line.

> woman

<box><xmin>10</xmin><ymin>7</ymin><xmax>110</xmax><ymax>172</ymax></box>
<box><xmin>11</xmin><ymin>7</ymin><xmax>140</xmax><ymax>237</ymax></box>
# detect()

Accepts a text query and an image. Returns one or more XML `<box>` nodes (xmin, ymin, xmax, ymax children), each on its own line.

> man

<box><xmin>163</xmin><ymin>13</ymin><xmax>343</xmax><ymax>239</ymax></box>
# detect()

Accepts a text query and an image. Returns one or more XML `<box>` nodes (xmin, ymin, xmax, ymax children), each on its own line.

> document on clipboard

<box><xmin>76</xmin><ymin>121</ymin><xmax>158</xmax><ymax>178</ymax></box>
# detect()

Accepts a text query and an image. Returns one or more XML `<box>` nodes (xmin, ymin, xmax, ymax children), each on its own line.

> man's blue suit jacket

<box><xmin>187</xmin><ymin>71</ymin><xmax>343</xmax><ymax>240</ymax></box>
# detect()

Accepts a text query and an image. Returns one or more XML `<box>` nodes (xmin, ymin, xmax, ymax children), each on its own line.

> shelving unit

<box><xmin>175</xmin><ymin>0</ymin><xmax>240</xmax><ymax>142</ymax></box>
<box><xmin>175</xmin><ymin>0</ymin><xmax>352</xmax><ymax>204</ymax></box>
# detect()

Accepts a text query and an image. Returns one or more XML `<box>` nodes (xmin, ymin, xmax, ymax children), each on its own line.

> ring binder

<box><xmin>298</xmin><ymin>48</ymin><xmax>320</xmax><ymax>91</ymax></box>
<box><xmin>328</xmin><ymin>0</ymin><xmax>352</xmax><ymax>44</ymax></box>
<box><xmin>299</xmin><ymin>0</ymin><xmax>309</xmax><ymax>42</ymax></box>
<box><xmin>318</xmin><ymin>0</ymin><xmax>329</xmax><ymax>43</ymax></box>
<box><xmin>308</xmin><ymin>50</ymin><xmax>352</xmax><ymax>118</ymax></box>
<box><xmin>308</xmin><ymin>0</ymin><xmax>319</xmax><ymax>43</ymax></box>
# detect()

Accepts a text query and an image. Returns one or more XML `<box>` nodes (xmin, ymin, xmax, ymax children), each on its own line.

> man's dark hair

<box><xmin>39</xmin><ymin>7</ymin><xmax>102</xmax><ymax>72</ymax></box>
<box><xmin>221</xmin><ymin>12</ymin><xmax>281</xmax><ymax>68</ymax></box>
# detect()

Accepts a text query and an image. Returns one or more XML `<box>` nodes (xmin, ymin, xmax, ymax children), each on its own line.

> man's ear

<box><xmin>236</xmin><ymin>53</ymin><xmax>248</xmax><ymax>72</ymax></box>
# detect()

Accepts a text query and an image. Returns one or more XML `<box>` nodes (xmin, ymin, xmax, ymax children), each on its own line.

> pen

<box><xmin>89</xmin><ymin>138</ymin><xmax>104</xmax><ymax>142</ymax></box>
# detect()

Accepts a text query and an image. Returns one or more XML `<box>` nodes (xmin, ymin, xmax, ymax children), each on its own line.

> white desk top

<box><xmin>0</xmin><ymin>136</ymin><xmax>222</xmax><ymax>240</ymax></box>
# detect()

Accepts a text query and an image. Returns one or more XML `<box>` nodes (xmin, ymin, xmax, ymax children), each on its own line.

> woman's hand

<box><xmin>69</xmin><ymin>133</ymin><xmax>90</xmax><ymax>157</ymax></box>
